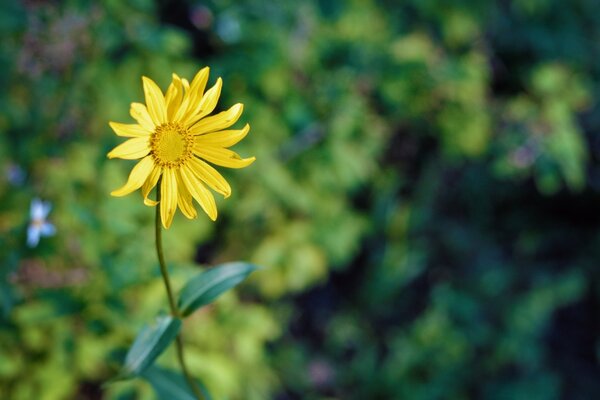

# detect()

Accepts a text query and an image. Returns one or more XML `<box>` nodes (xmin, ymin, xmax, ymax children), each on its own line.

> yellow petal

<box><xmin>175</xmin><ymin>170</ymin><xmax>197</xmax><ymax>219</ymax></box>
<box><xmin>193</xmin><ymin>146</ymin><xmax>255</xmax><ymax>169</ymax></box>
<box><xmin>189</xmin><ymin>103</ymin><xmax>243</xmax><ymax>135</ymax></box>
<box><xmin>142</xmin><ymin>164</ymin><xmax>162</xmax><ymax>206</ymax></box>
<box><xmin>183</xmin><ymin>78</ymin><xmax>222</xmax><ymax>125</ymax></box>
<box><xmin>107</xmin><ymin>137</ymin><xmax>150</xmax><ymax>159</ymax></box>
<box><xmin>194</xmin><ymin>124</ymin><xmax>250</xmax><ymax>148</ymax></box>
<box><xmin>160</xmin><ymin>168</ymin><xmax>178</xmax><ymax>229</ymax></box>
<box><xmin>187</xmin><ymin>157</ymin><xmax>231</xmax><ymax>198</ymax></box>
<box><xmin>142</xmin><ymin>76</ymin><xmax>167</xmax><ymax>125</ymax></box>
<box><xmin>172</xmin><ymin>78</ymin><xmax>193</xmax><ymax>121</ymax></box>
<box><xmin>165</xmin><ymin>74</ymin><xmax>183</xmax><ymax>120</ymax></box>
<box><xmin>188</xmin><ymin>67</ymin><xmax>210</xmax><ymax>102</ymax></box>
<box><xmin>130</xmin><ymin>103</ymin><xmax>155</xmax><ymax>131</ymax></box>
<box><xmin>180</xmin><ymin>165</ymin><xmax>217</xmax><ymax>221</ymax></box>
<box><xmin>109</xmin><ymin>122</ymin><xmax>152</xmax><ymax>138</ymax></box>
<box><xmin>174</xmin><ymin>81</ymin><xmax>192</xmax><ymax>122</ymax></box>
<box><xmin>111</xmin><ymin>156</ymin><xmax>154</xmax><ymax>197</ymax></box>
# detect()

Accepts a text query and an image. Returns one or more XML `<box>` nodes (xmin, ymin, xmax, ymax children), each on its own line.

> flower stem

<box><xmin>155</xmin><ymin>202</ymin><xmax>177</xmax><ymax>316</ymax></box>
<box><xmin>155</xmin><ymin>180</ymin><xmax>206</xmax><ymax>400</ymax></box>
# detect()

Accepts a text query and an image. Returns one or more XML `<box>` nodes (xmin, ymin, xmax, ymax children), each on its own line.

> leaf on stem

<box><xmin>120</xmin><ymin>315</ymin><xmax>182</xmax><ymax>379</ymax></box>
<box><xmin>141</xmin><ymin>365</ymin><xmax>213</xmax><ymax>400</ymax></box>
<box><xmin>178</xmin><ymin>262</ymin><xmax>258</xmax><ymax>317</ymax></box>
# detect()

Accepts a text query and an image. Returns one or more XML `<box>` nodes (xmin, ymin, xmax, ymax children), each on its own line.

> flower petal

<box><xmin>27</xmin><ymin>225</ymin><xmax>41</xmax><ymax>247</ymax></box>
<box><xmin>165</xmin><ymin>74</ymin><xmax>184</xmax><ymax>120</ymax></box>
<box><xmin>30</xmin><ymin>198</ymin><xmax>42</xmax><ymax>220</ymax></box>
<box><xmin>40</xmin><ymin>222</ymin><xmax>56</xmax><ymax>236</ymax></box>
<box><xmin>180</xmin><ymin>165</ymin><xmax>217</xmax><ymax>221</ymax></box>
<box><xmin>142</xmin><ymin>76</ymin><xmax>167</xmax><ymax>125</ymax></box>
<box><xmin>182</xmin><ymin>78</ymin><xmax>190</xmax><ymax>92</ymax></box>
<box><xmin>182</xmin><ymin>77</ymin><xmax>222</xmax><ymax>125</ymax></box>
<box><xmin>142</xmin><ymin>164</ymin><xmax>162</xmax><ymax>206</ymax></box>
<box><xmin>107</xmin><ymin>137</ymin><xmax>150</xmax><ymax>160</ymax></box>
<box><xmin>130</xmin><ymin>103</ymin><xmax>155</xmax><ymax>131</ymax></box>
<box><xmin>188</xmin><ymin>67</ymin><xmax>210</xmax><ymax>102</ymax></box>
<box><xmin>109</xmin><ymin>122</ymin><xmax>152</xmax><ymax>138</ymax></box>
<box><xmin>193</xmin><ymin>146</ymin><xmax>256</xmax><ymax>169</ymax></box>
<box><xmin>194</xmin><ymin>124</ymin><xmax>250</xmax><ymax>148</ymax></box>
<box><xmin>187</xmin><ymin>157</ymin><xmax>231</xmax><ymax>198</ymax></box>
<box><xmin>189</xmin><ymin>103</ymin><xmax>243</xmax><ymax>135</ymax></box>
<box><xmin>111</xmin><ymin>156</ymin><xmax>155</xmax><ymax>197</ymax></box>
<box><xmin>173</xmin><ymin>78</ymin><xmax>193</xmax><ymax>122</ymax></box>
<box><xmin>40</xmin><ymin>201</ymin><xmax>51</xmax><ymax>219</ymax></box>
<box><xmin>31</xmin><ymin>198</ymin><xmax>51</xmax><ymax>220</ymax></box>
<box><xmin>175</xmin><ymin>170</ymin><xmax>197</xmax><ymax>219</ymax></box>
<box><xmin>160</xmin><ymin>168</ymin><xmax>178</xmax><ymax>229</ymax></box>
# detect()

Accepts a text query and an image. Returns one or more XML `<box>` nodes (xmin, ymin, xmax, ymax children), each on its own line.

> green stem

<box><xmin>155</xmin><ymin>181</ymin><xmax>206</xmax><ymax>400</ymax></box>
<box><xmin>155</xmin><ymin>200</ymin><xmax>177</xmax><ymax>316</ymax></box>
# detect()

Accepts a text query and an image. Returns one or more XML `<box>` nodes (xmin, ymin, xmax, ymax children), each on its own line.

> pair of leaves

<box><xmin>115</xmin><ymin>262</ymin><xmax>258</xmax><ymax>394</ymax></box>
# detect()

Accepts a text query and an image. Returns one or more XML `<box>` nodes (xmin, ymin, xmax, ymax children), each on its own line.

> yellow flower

<box><xmin>107</xmin><ymin>67</ymin><xmax>255</xmax><ymax>228</ymax></box>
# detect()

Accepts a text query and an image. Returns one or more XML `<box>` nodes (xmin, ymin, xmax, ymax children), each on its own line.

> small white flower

<box><xmin>27</xmin><ymin>198</ymin><xmax>56</xmax><ymax>248</ymax></box>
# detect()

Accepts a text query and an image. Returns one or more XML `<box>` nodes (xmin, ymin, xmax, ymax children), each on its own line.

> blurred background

<box><xmin>1</xmin><ymin>0</ymin><xmax>600</xmax><ymax>399</ymax></box>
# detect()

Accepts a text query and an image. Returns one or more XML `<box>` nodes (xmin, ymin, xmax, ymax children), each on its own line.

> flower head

<box><xmin>108</xmin><ymin>67</ymin><xmax>255</xmax><ymax>228</ymax></box>
<box><xmin>27</xmin><ymin>198</ymin><xmax>56</xmax><ymax>247</ymax></box>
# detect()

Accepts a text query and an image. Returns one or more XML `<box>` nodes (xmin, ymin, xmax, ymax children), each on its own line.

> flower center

<box><xmin>150</xmin><ymin>123</ymin><xmax>193</xmax><ymax>167</ymax></box>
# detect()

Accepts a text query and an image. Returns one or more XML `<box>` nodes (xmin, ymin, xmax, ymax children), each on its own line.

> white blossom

<box><xmin>27</xmin><ymin>198</ymin><xmax>55</xmax><ymax>248</ymax></box>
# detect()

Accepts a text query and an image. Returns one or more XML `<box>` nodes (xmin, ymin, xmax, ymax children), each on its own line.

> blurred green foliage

<box><xmin>1</xmin><ymin>0</ymin><xmax>600</xmax><ymax>399</ymax></box>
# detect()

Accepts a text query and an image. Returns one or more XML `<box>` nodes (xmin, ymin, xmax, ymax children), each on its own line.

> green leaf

<box><xmin>141</xmin><ymin>366</ymin><xmax>212</xmax><ymax>400</ymax></box>
<box><xmin>121</xmin><ymin>315</ymin><xmax>182</xmax><ymax>378</ymax></box>
<box><xmin>178</xmin><ymin>262</ymin><xmax>258</xmax><ymax>317</ymax></box>
<box><xmin>0</xmin><ymin>281</ymin><xmax>14</xmax><ymax>318</ymax></box>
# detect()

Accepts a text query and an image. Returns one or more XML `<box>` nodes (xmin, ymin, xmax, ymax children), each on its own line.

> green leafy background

<box><xmin>1</xmin><ymin>0</ymin><xmax>599</xmax><ymax>398</ymax></box>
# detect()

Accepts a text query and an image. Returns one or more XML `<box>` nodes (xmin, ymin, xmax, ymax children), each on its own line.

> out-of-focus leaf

<box><xmin>120</xmin><ymin>315</ymin><xmax>181</xmax><ymax>379</ymax></box>
<box><xmin>178</xmin><ymin>262</ymin><xmax>258</xmax><ymax>317</ymax></box>
<box><xmin>0</xmin><ymin>1</ymin><xmax>26</xmax><ymax>33</ymax></box>
<box><xmin>0</xmin><ymin>282</ymin><xmax>14</xmax><ymax>317</ymax></box>
<box><xmin>141</xmin><ymin>365</ymin><xmax>212</xmax><ymax>400</ymax></box>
